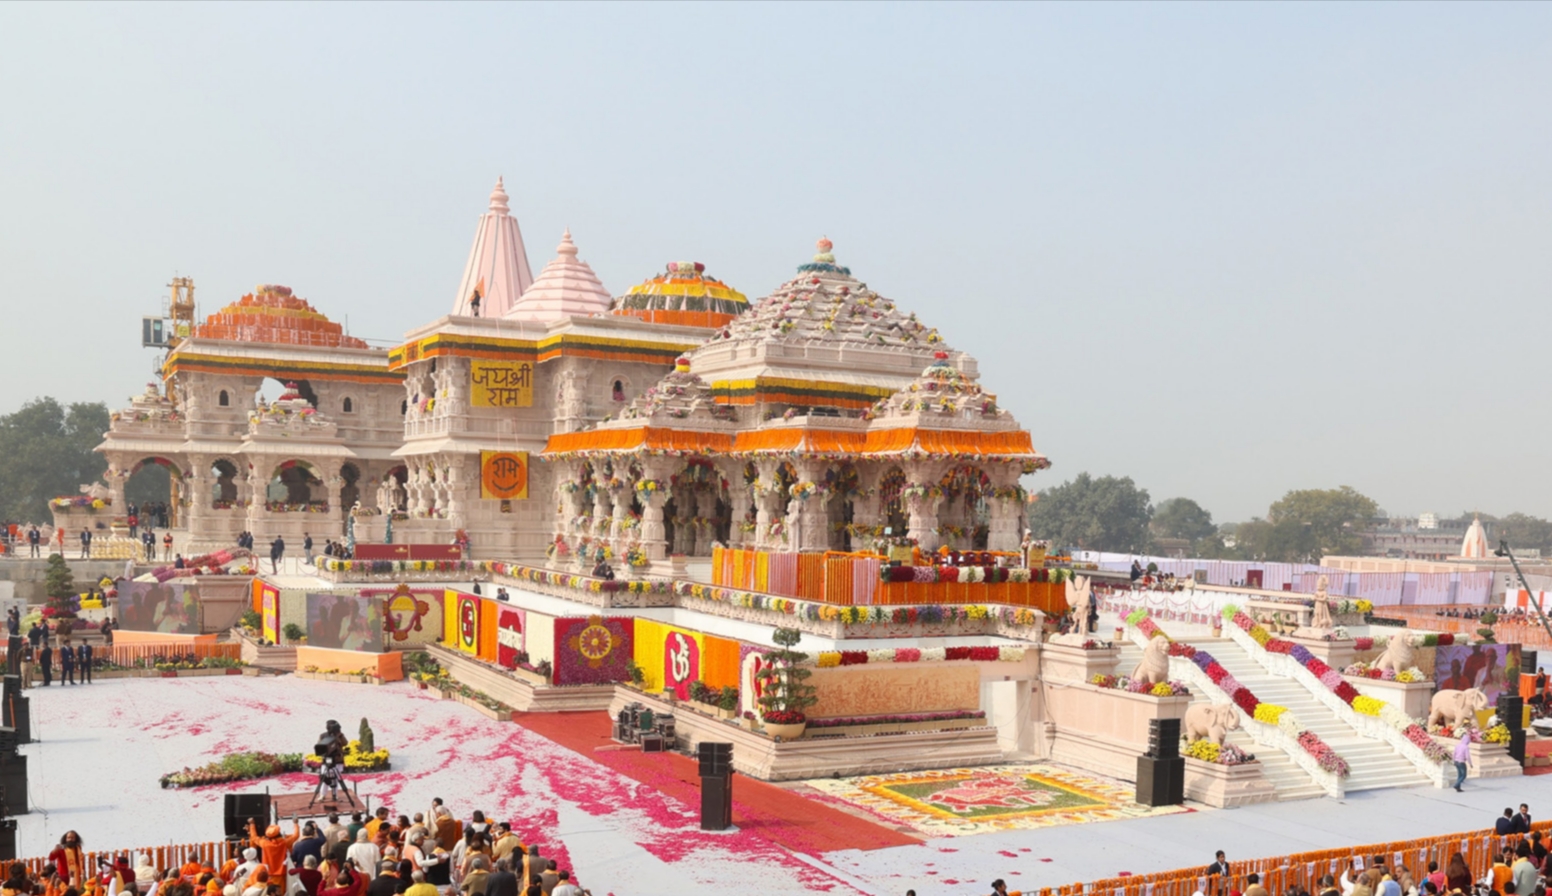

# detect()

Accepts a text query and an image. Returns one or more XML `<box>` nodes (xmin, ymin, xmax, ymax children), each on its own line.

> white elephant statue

<box><xmin>1371</xmin><ymin>634</ymin><xmax>1417</xmax><ymax>674</ymax></box>
<box><xmin>1428</xmin><ymin>688</ymin><xmax>1489</xmax><ymax>729</ymax></box>
<box><xmin>1183</xmin><ymin>702</ymin><xmax>1241</xmax><ymax>745</ymax></box>
<box><xmin>1131</xmin><ymin>636</ymin><xmax>1170</xmax><ymax>685</ymax></box>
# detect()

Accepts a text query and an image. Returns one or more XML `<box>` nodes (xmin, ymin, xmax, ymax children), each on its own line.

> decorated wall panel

<box><xmin>552</xmin><ymin>616</ymin><xmax>634</xmax><ymax>685</ymax></box>
<box><xmin>525</xmin><ymin>610</ymin><xmax>556</xmax><ymax>667</ymax></box>
<box><xmin>496</xmin><ymin>606</ymin><xmax>527</xmax><ymax>669</ymax></box>
<box><xmin>362</xmin><ymin>585</ymin><xmax>441</xmax><ymax>647</ymax></box>
<box><xmin>631</xmin><ymin>620</ymin><xmax>742</xmax><ymax>699</ymax></box>
<box><xmin>806</xmin><ymin>663</ymin><xmax>980</xmax><ymax>719</ymax></box>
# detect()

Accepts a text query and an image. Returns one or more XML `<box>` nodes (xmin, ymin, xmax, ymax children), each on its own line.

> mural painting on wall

<box><xmin>555</xmin><ymin>616</ymin><xmax>634</xmax><ymax>685</ymax></box>
<box><xmin>306</xmin><ymin>594</ymin><xmax>384</xmax><ymax>652</ymax></box>
<box><xmin>381</xmin><ymin>584</ymin><xmax>432</xmax><ymax>642</ymax></box>
<box><xmin>118</xmin><ymin>582</ymin><xmax>202</xmax><ymax>635</ymax></box>
<box><xmin>497</xmin><ymin>608</ymin><xmax>526</xmax><ymax>669</ymax></box>
<box><xmin>663</xmin><ymin>629</ymin><xmax>701</xmax><ymax>700</ymax></box>
<box><xmin>1436</xmin><ymin>643</ymin><xmax>1521</xmax><ymax>705</ymax></box>
<box><xmin>456</xmin><ymin>593</ymin><xmax>480</xmax><ymax>654</ymax></box>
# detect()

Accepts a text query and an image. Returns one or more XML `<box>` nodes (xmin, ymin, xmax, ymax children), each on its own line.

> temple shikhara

<box><xmin>45</xmin><ymin>176</ymin><xmax>1531</xmax><ymax>863</ymax></box>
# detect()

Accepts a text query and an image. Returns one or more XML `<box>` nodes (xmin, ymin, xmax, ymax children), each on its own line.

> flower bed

<box><xmin>878</xmin><ymin>565</ymin><xmax>1067</xmax><ymax>585</ymax></box>
<box><xmin>160</xmin><ymin>751</ymin><xmax>303</xmax><ymax>789</ymax></box>
<box><xmin>676</xmin><ymin>581</ymin><xmax>1040</xmax><ymax>627</ymax></box>
<box><xmin>1088</xmin><ymin>674</ymin><xmax>1189</xmax><ymax>697</ymax></box>
<box><xmin>1184</xmin><ymin>740</ymin><xmax>1253</xmax><ymax>766</ymax></box>
<box><xmin>1222</xmin><ymin>606</ymin><xmax>1451</xmax><ymax>770</ymax></box>
<box><xmin>815</xmin><ymin>645</ymin><xmax>1027</xmax><ymax>667</ymax></box>
<box><xmin>303</xmin><ymin>739</ymin><xmax>390</xmax><ymax>772</ymax></box>
<box><xmin>1342</xmin><ymin>661</ymin><xmax>1426</xmax><ymax>683</ymax></box>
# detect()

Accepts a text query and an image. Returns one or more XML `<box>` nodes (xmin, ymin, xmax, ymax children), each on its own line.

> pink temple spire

<box><xmin>452</xmin><ymin>177</ymin><xmax>534</xmax><ymax>318</ymax></box>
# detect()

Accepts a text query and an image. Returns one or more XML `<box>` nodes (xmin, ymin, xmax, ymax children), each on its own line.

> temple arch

<box><xmin>267</xmin><ymin>459</ymin><xmax>325</xmax><ymax>510</ymax></box>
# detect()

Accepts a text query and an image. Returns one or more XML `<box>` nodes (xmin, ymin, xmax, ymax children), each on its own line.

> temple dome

<box><xmin>452</xmin><ymin>177</ymin><xmax>535</xmax><ymax>318</ymax></box>
<box><xmin>192</xmin><ymin>284</ymin><xmax>367</xmax><ymax>349</ymax></box>
<box><xmin>1461</xmin><ymin>514</ymin><xmax>1489</xmax><ymax>559</ymax></box>
<box><xmin>505</xmin><ymin>229</ymin><xmax>612</xmax><ymax>322</ymax></box>
<box><xmin>710</xmin><ymin>238</ymin><xmax>945</xmax><ymax>352</ymax></box>
<box><xmin>610</xmin><ymin>261</ymin><xmax>749</xmax><ymax>329</ymax></box>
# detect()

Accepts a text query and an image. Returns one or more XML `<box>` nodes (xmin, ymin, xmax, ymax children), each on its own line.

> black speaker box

<box><xmin>0</xmin><ymin>755</ymin><xmax>27</xmax><ymax>816</ymax></box>
<box><xmin>697</xmin><ymin>742</ymin><xmax>732</xmax><ymax>776</ymax></box>
<box><xmin>1509</xmin><ymin>729</ymin><xmax>1527</xmax><ymax>764</ymax></box>
<box><xmin>700</xmin><ymin>772</ymin><xmax>733</xmax><ymax>830</ymax></box>
<box><xmin>223</xmin><ymin>793</ymin><xmax>270</xmax><ymax>838</ymax></box>
<box><xmin>1523</xmin><ymin>650</ymin><xmax>1538</xmax><ymax>674</ymax></box>
<box><xmin>5</xmin><ymin>638</ymin><xmax>19</xmax><ymax>677</ymax></box>
<box><xmin>1498</xmin><ymin>695</ymin><xmax>1524</xmax><ymax>731</ymax></box>
<box><xmin>1148</xmin><ymin>718</ymin><xmax>1181</xmax><ymax>759</ymax></box>
<box><xmin>7</xmin><ymin>698</ymin><xmax>27</xmax><ymax>746</ymax></box>
<box><xmin>1135</xmin><ymin>755</ymin><xmax>1183</xmax><ymax>807</ymax></box>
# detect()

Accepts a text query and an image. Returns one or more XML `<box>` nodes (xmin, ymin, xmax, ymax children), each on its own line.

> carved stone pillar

<box><xmin>728</xmin><ymin>484</ymin><xmax>752</xmax><ymax>549</ymax></box>
<box><xmin>639</xmin><ymin>488</ymin><xmax>671</xmax><ymax>561</ymax></box>
<box><xmin>986</xmin><ymin>465</ymin><xmax>1024</xmax><ymax>552</ymax></box>
<box><xmin>444</xmin><ymin>458</ymin><xmax>468</xmax><ymax>530</ymax></box>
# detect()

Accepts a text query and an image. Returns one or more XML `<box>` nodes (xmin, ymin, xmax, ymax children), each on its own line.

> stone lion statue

<box><xmin>1184</xmin><ymin>702</ymin><xmax>1241</xmax><ymax>745</ymax></box>
<box><xmin>1428</xmin><ymin>687</ymin><xmax>1489</xmax><ymax>729</ymax></box>
<box><xmin>1371</xmin><ymin>633</ymin><xmax>1417</xmax><ymax>674</ymax></box>
<box><xmin>1131</xmin><ymin>636</ymin><xmax>1170</xmax><ymax>685</ymax></box>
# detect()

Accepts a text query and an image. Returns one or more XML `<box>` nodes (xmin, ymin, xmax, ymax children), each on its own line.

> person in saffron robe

<box><xmin>247</xmin><ymin>818</ymin><xmax>302</xmax><ymax>879</ymax></box>
<box><xmin>49</xmin><ymin>831</ymin><xmax>86</xmax><ymax>886</ymax></box>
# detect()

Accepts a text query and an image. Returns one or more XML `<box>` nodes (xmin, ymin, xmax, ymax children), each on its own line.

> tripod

<box><xmin>308</xmin><ymin>759</ymin><xmax>357</xmax><ymax>809</ymax></box>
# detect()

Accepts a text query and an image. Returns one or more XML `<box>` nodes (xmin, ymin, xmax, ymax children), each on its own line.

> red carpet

<box><xmin>511</xmin><ymin>710</ymin><xmax>917</xmax><ymax>854</ymax></box>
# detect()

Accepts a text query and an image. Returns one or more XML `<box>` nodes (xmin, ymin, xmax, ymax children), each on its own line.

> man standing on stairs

<box><xmin>1453</xmin><ymin>728</ymin><xmax>1475</xmax><ymax>791</ymax></box>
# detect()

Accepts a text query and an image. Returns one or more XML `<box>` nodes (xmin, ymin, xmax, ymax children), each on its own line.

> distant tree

<box><xmin>1264</xmin><ymin>486</ymin><xmax>1378</xmax><ymax>561</ymax></box>
<box><xmin>1496</xmin><ymin>513</ymin><xmax>1552</xmax><ymax>555</ymax></box>
<box><xmin>1151</xmin><ymin>498</ymin><xmax>1217</xmax><ymax>544</ymax></box>
<box><xmin>1026</xmin><ymin>473</ymin><xmax>1153</xmax><ymax>553</ymax></box>
<box><xmin>0</xmin><ymin>398</ymin><xmax>110</xmax><ymax>524</ymax></box>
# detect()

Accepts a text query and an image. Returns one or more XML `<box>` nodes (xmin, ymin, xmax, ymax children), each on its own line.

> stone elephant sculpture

<box><xmin>1428</xmin><ymin>687</ymin><xmax>1489</xmax><ymax>729</ymax></box>
<box><xmin>1371</xmin><ymin>634</ymin><xmax>1417</xmax><ymax>674</ymax></box>
<box><xmin>1130</xmin><ymin>636</ymin><xmax>1170</xmax><ymax>685</ymax></box>
<box><xmin>1184</xmin><ymin>702</ymin><xmax>1241</xmax><ymax>745</ymax></box>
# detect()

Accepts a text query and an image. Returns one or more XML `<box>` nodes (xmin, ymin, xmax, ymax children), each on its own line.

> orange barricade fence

<box><xmin>1038</xmin><ymin>821</ymin><xmax>1552</xmax><ymax>896</ymax></box>
<box><xmin>14</xmin><ymin>840</ymin><xmax>237</xmax><ymax>877</ymax></box>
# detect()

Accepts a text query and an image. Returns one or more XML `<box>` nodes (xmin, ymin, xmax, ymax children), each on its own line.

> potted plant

<box><xmin>282</xmin><ymin>623</ymin><xmax>305</xmax><ymax>645</ymax></box>
<box><xmin>717</xmin><ymin>685</ymin><xmax>740</xmax><ymax>720</ymax></box>
<box><xmin>756</xmin><ymin>627</ymin><xmax>817</xmax><ymax>740</ymax></box>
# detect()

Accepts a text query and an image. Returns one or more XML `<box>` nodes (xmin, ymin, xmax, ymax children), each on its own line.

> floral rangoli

<box><xmin>805</xmin><ymin>763</ymin><xmax>1191</xmax><ymax>836</ymax></box>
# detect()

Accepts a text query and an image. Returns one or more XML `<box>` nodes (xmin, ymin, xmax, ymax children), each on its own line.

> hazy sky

<box><xmin>2</xmin><ymin>2</ymin><xmax>1549</xmax><ymax>524</ymax></box>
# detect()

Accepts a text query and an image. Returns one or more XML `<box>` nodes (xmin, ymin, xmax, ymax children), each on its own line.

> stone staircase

<box><xmin>1120</xmin><ymin>636</ymin><xmax>1432</xmax><ymax>798</ymax></box>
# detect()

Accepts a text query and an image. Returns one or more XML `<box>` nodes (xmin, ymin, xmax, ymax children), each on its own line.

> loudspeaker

<box><xmin>223</xmin><ymin>793</ymin><xmax>270</xmax><ymax>838</ymax></box>
<box><xmin>700</xmin><ymin>773</ymin><xmax>733</xmax><ymax>831</ymax></box>
<box><xmin>1148</xmin><ymin>718</ymin><xmax>1181</xmax><ymax>759</ymax></box>
<box><xmin>1523</xmin><ymin>650</ymin><xmax>1538</xmax><ymax>674</ymax></box>
<box><xmin>1498</xmin><ymin>695</ymin><xmax>1524</xmax><ymax>731</ymax></box>
<box><xmin>697</xmin><ymin>742</ymin><xmax>732</xmax><ymax>777</ymax></box>
<box><xmin>1136</xmin><ymin>755</ymin><xmax>1184</xmax><ymax>807</ymax></box>
<box><xmin>0</xmin><ymin>755</ymin><xmax>27</xmax><ymax>816</ymax></box>
<box><xmin>1508</xmin><ymin>729</ymin><xmax>1527</xmax><ymax>764</ymax></box>
<box><xmin>0</xmin><ymin>819</ymin><xmax>14</xmax><ymax>861</ymax></box>
<box><xmin>4</xmin><ymin>639</ymin><xmax>19</xmax><ymax>677</ymax></box>
<box><xmin>640</xmin><ymin>734</ymin><xmax>665</xmax><ymax>753</ymax></box>
<box><xmin>7</xmin><ymin>698</ymin><xmax>27</xmax><ymax>746</ymax></box>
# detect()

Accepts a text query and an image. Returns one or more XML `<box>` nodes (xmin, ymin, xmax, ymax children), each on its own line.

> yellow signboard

<box><xmin>470</xmin><ymin>360</ymin><xmax>534</xmax><ymax>408</ymax></box>
<box><xmin>480</xmin><ymin>450</ymin><xmax>529</xmax><ymax>500</ymax></box>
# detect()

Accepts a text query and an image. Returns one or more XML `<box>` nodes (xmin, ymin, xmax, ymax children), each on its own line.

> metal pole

<box><xmin>1498</xmin><ymin>540</ymin><xmax>1552</xmax><ymax>645</ymax></box>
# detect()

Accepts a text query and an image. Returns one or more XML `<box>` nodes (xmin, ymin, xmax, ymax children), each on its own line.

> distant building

<box><xmin>1359</xmin><ymin>515</ymin><xmax>1474</xmax><ymax>560</ymax></box>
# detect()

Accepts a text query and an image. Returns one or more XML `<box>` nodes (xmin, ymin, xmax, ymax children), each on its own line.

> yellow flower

<box><xmin>1254</xmin><ymin>704</ymin><xmax>1287</xmax><ymax>725</ymax></box>
<box><xmin>816</xmin><ymin>652</ymin><xmax>841</xmax><ymax>668</ymax></box>
<box><xmin>1352</xmin><ymin>695</ymin><xmax>1385</xmax><ymax>717</ymax></box>
<box><xmin>1185</xmin><ymin>740</ymin><xmax>1221</xmax><ymax>763</ymax></box>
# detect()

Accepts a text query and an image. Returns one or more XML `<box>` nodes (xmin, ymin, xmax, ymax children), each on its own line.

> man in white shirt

<box><xmin>347</xmin><ymin>829</ymin><xmax>382</xmax><ymax>876</ymax></box>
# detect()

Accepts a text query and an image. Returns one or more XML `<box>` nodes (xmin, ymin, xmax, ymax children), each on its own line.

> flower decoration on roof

<box><xmin>869</xmin><ymin>351</ymin><xmax>1014</xmax><ymax>425</ymax></box>
<box><xmin>714</xmin><ymin>238</ymin><xmax>944</xmax><ymax>351</ymax></box>
<box><xmin>193</xmin><ymin>285</ymin><xmax>367</xmax><ymax>349</ymax></box>
<box><xmin>610</xmin><ymin>356</ymin><xmax>732</xmax><ymax>425</ymax></box>
<box><xmin>610</xmin><ymin>261</ymin><xmax>749</xmax><ymax>329</ymax></box>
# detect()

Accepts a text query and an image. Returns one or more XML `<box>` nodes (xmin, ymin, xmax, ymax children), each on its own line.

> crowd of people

<box><xmin>1198</xmin><ymin>823</ymin><xmax>1550</xmax><ymax>896</ymax></box>
<box><xmin>18</xmin><ymin>803</ymin><xmax>589</xmax><ymax>896</ymax></box>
